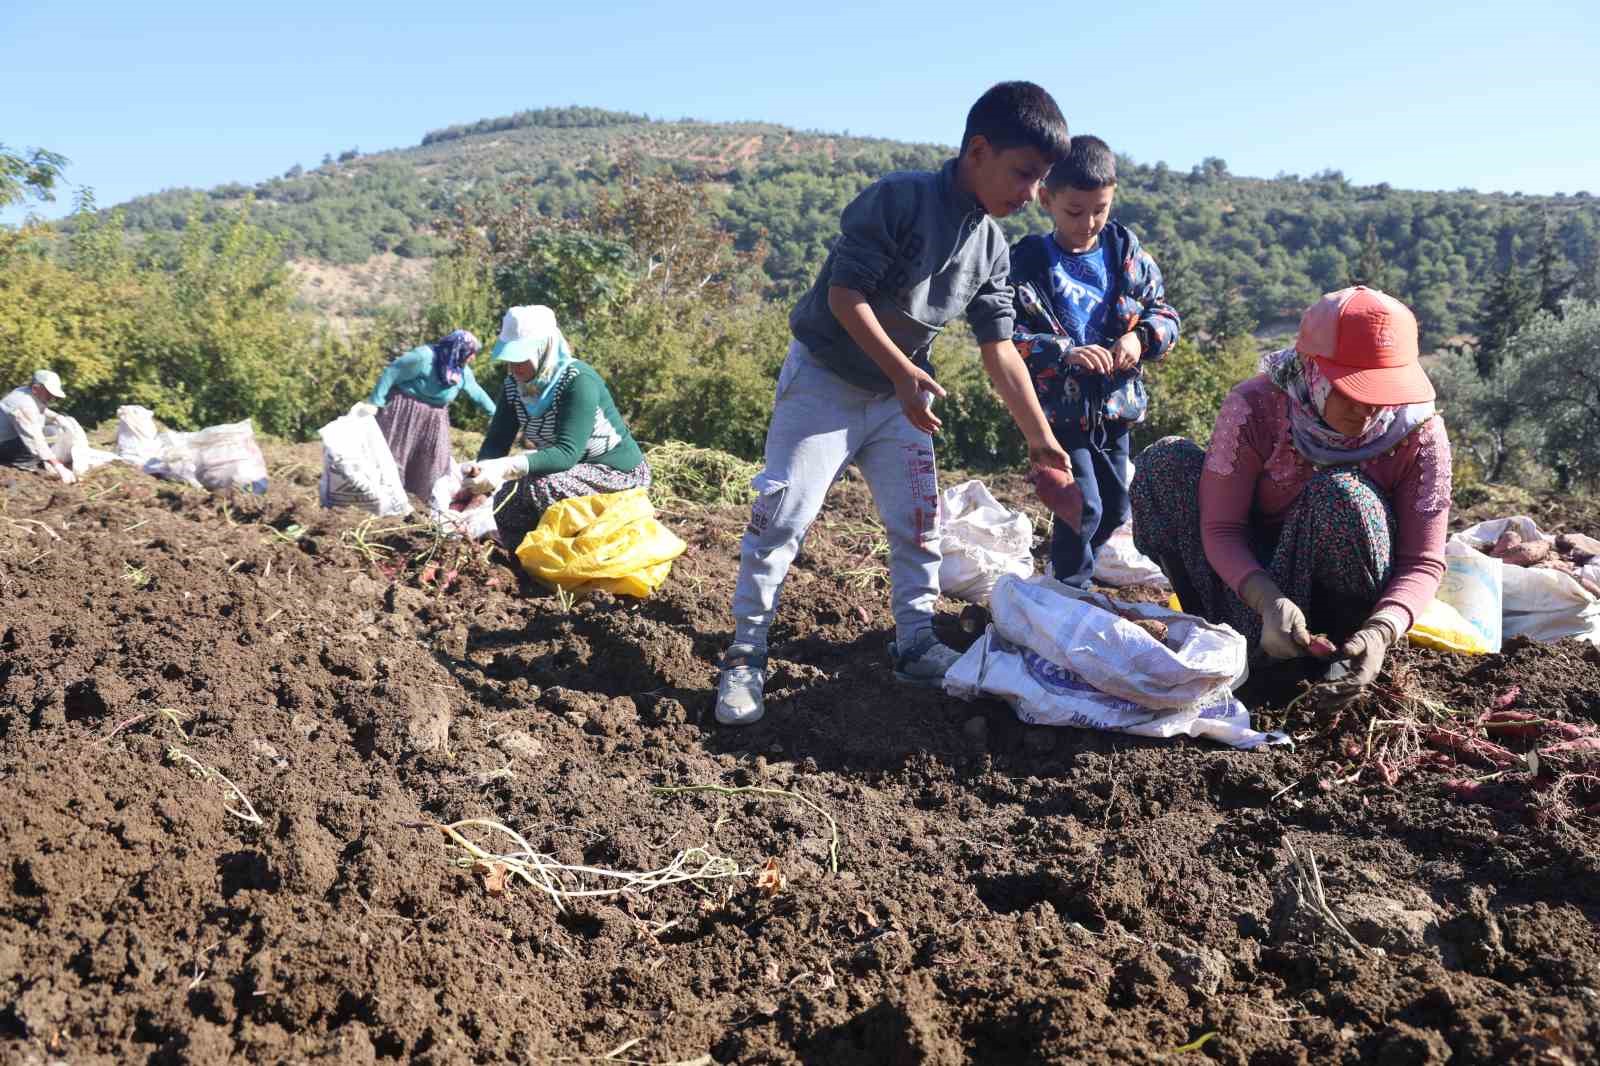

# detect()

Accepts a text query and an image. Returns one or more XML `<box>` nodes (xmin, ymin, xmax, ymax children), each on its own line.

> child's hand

<box><xmin>1028</xmin><ymin>439</ymin><xmax>1070</xmax><ymax>473</ymax></box>
<box><xmin>1067</xmin><ymin>345</ymin><xmax>1115</xmax><ymax>375</ymax></box>
<box><xmin>1111</xmin><ymin>332</ymin><xmax>1142</xmax><ymax>372</ymax></box>
<box><xmin>894</xmin><ymin>367</ymin><xmax>946</xmax><ymax>434</ymax></box>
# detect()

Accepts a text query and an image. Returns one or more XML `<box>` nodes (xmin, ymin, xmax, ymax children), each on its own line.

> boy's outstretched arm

<box><xmin>978</xmin><ymin>339</ymin><xmax>1070</xmax><ymax>473</ymax></box>
<box><xmin>828</xmin><ymin>285</ymin><xmax>945</xmax><ymax>435</ymax></box>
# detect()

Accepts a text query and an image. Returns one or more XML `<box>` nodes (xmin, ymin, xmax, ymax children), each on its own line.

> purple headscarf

<box><xmin>431</xmin><ymin>330</ymin><xmax>481</xmax><ymax>388</ymax></box>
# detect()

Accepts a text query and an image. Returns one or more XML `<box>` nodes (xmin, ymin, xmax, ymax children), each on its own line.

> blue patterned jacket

<box><xmin>1010</xmin><ymin>221</ymin><xmax>1180</xmax><ymax>430</ymax></box>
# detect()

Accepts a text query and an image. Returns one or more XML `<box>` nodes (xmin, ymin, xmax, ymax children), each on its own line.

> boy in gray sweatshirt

<box><xmin>717</xmin><ymin>81</ymin><xmax>1078</xmax><ymax>726</ymax></box>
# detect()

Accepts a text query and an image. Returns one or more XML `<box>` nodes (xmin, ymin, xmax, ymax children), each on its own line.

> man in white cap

<box><xmin>0</xmin><ymin>370</ymin><xmax>77</xmax><ymax>483</ymax></box>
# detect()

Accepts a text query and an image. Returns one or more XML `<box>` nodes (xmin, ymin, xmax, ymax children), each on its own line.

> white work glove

<box><xmin>52</xmin><ymin>460</ymin><xmax>77</xmax><ymax>485</ymax></box>
<box><xmin>349</xmin><ymin>401</ymin><xmax>380</xmax><ymax>419</ymax></box>
<box><xmin>461</xmin><ymin>454</ymin><xmax>529</xmax><ymax>497</ymax></box>
<box><xmin>1239</xmin><ymin>572</ymin><xmax>1313</xmax><ymax>660</ymax></box>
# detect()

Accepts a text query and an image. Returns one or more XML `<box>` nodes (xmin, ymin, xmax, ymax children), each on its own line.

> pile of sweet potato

<box><xmin>1486</xmin><ymin>528</ymin><xmax>1600</xmax><ymax>596</ymax></box>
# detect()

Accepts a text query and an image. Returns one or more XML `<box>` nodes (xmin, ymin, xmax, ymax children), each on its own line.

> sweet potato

<box><xmin>1423</xmin><ymin>727</ymin><xmax>1522</xmax><ymax>770</ymax></box>
<box><xmin>1481</xmin><ymin>711</ymin><xmax>1593</xmax><ymax>743</ymax></box>
<box><xmin>1530</xmin><ymin>737</ymin><xmax>1600</xmax><ymax>777</ymax></box>
<box><xmin>1440</xmin><ymin>779</ymin><xmax>1488</xmax><ymax>802</ymax></box>
<box><xmin>1490</xmin><ymin>528</ymin><xmax>1523</xmax><ymax>557</ymax></box>
<box><xmin>1102</xmin><ymin>602</ymin><xmax>1171</xmax><ymax>645</ymax></box>
<box><xmin>1130</xmin><ymin>618</ymin><xmax>1170</xmax><ymax>643</ymax></box>
<box><xmin>1440</xmin><ymin>778</ymin><xmax>1526</xmax><ymax>812</ymax></box>
<box><xmin>1306</xmin><ymin>634</ymin><xmax>1337</xmax><ymax>657</ymax></box>
<box><xmin>1502</xmin><ymin>540</ymin><xmax>1552</xmax><ymax>567</ymax></box>
<box><xmin>1555</xmin><ymin>532</ymin><xmax>1600</xmax><ymax>563</ymax></box>
<box><xmin>1537</xmin><ymin>736</ymin><xmax>1600</xmax><ymax>757</ymax></box>
<box><xmin>1414</xmin><ymin>751</ymin><xmax>1458</xmax><ymax>773</ymax></box>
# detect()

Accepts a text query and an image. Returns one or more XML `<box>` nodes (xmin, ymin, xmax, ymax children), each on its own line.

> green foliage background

<box><xmin>8</xmin><ymin>106</ymin><xmax>1600</xmax><ymax>488</ymax></box>
<box><xmin>89</xmin><ymin>108</ymin><xmax>1600</xmax><ymax>349</ymax></box>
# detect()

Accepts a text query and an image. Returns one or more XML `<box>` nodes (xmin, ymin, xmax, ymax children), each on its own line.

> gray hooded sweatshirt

<box><xmin>788</xmin><ymin>158</ymin><xmax>1015</xmax><ymax>393</ymax></box>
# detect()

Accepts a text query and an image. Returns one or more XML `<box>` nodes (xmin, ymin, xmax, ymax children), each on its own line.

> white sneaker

<box><xmin>890</xmin><ymin>635</ymin><xmax>961</xmax><ymax>687</ymax></box>
<box><xmin>715</xmin><ymin>646</ymin><xmax>767</xmax><ymax>726</ymax></box>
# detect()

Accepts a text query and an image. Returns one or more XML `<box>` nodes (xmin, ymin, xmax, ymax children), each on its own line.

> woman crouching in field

<box><xmin>462</xmin><ymin>305</ymin><xmax>650</xmax><ymax>551</ymax></box>
<box><xmin>1130</xmin><ymin>286</ymin><xmax>1451</xmax><ymax>706</ymax></box>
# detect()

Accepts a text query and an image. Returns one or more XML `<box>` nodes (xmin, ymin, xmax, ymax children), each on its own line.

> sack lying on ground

<box><xmin>188</xmin><ymin>421</ymin><xmax>269</xmax><ymax>493</ymax></box>
<box><xmin>945</xmin><ymin>574</ymin><xmax>1286</xmax><ymax>750</ymax></box>
<box><xmin>44</xmin><ymin>414</ymin><xmax>117</xmax><ymax>473</ymax></box>
<box><xmin>515</xmin><ymin>487</ymin><xmax>686</xmax><ymax>598</ymax></box>
<box><xmin>1408</xmin><ymin>541</ymin><xmax>1503</xmax><ymax>654</ymax></box>
<box><xmin>1092</xmin><ymin>520</ymin><xmax>1170</xmax><ymax>588</ymax></box>
<box><xmin>1451</xmin><ymin>517</ymin><xmax>1599</xmax><ymax>645</ymax></box>
<box><xmin>428</xmin><ymin>463</ymin><xmax>497</xmax><ymax>540</ymax></box>
<box><xmin>318</xmin><ymin>412</ymin><xmax>410</xmax><ymax>516</ymax></box>
<box><xmin>938</xmin><ymin>479</ymin><xmax>1033</xmax><ymax>604</ymax></box>
<box><xmin>115</xmin><ymin>406</ymin><xmax>162</xmax><ymax>465</ymax></box>
<box><xmin>113</xmin><ymin>406</ymin><xmax>268</xmax><ymax>493</ymax></box>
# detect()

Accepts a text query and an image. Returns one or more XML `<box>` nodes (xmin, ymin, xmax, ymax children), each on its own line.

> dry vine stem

<box><xmin>167</xmin><ymin>748</ymin><xmax>264</xmax><ymax>826</ymax></box>
<box><xmin>653</xmin><ymin>782</ymin><xmax>842</xmax><ymax>873</ymax></box>
<box><xmin>1283</xmin><ymin>843</ymin><xmax>1367</xmax><ymax>954</ymax></box>
<box><xmin>432</xmin><ymin>819</ymin><xmax>746</xmax><ymax>913</ymax></box>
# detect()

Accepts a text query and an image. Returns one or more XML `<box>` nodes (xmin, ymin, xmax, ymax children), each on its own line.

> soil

<box><xmin>3</xmin><ymin>448</ymin><xmax>1600</xmax><ymax>1066</ymax></box>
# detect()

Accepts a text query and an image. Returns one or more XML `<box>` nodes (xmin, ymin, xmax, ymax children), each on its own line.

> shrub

<box><xmin>931</xmin><ymin>329</ymin><xmax>1027</xmax><ymax>473</ymax></box>
<box><xmin>1134</xmin><ymin>335</ymin><xmax>1262</xmax><ymax>451</ymax></box>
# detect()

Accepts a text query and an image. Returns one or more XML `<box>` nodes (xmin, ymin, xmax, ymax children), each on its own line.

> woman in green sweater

<box><xmin>463</xmin><ymin>306</ymin><xmax>650</xmax><ymax>550</ymax></box>
<box><xmin>351</xmin><ymin>329</ymin><xmax>496</xmax><ymax>498</ymax></box>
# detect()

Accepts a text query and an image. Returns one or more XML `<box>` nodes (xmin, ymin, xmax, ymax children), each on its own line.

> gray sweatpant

<box><xmin>731</xmin><ymin>342</ymin><xmax>941</xmax><ymax>649</ymax></box>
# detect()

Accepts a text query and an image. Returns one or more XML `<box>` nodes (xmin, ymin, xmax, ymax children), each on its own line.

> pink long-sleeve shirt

<box><xmin>1199</xmin><ymin>374</ymin><xmax>1452</xmax><ymax>629</ymax></box>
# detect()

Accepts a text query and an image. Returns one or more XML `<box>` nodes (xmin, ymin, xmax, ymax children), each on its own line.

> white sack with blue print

<box><xmin>944</xmin><ymin>575</ymin><xmax>1286</xmax><ymax>750</ymax></box>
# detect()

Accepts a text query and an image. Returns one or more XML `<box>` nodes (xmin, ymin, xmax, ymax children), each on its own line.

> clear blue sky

<box><xmin>5</xmin><ymin>0</ymin><xmax>1598</xmax><ymax>223</ymax></box>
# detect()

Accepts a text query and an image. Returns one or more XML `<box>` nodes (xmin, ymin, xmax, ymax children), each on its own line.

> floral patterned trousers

<box><xmin>1130</xmin><ymin>437</ymin><xmax>1395</xmax><ymax>645</ymax></box>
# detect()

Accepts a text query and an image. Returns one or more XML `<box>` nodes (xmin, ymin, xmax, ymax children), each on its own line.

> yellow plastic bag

<box><xmin>514</xmin><ymin>488</ymin><xmax>687</xmax><ymax>598</ymax></box>
<box><xmin>1408</xmin><ymin>597</ymin><xmax>1493</xmax><ymax>655</ymax></box>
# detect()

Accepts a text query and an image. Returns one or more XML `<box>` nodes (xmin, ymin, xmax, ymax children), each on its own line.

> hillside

<box><xmin>103</xmin><ymin>107</ymin><xmax>1600</xmax><ymax>345</ymax></box>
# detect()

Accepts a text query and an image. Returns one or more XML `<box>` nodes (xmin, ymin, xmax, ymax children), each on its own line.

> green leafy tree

<box><xmin>930</xmin><ymin>324</ymin><xmax>1027</xmax><ymax>471</ymax></box>
<box><xmin>121</xmin><ymin>199</ymin><xmax>322</xmax><ymax>435</ymax></box>
<box><xmin>1349</xmin><ymin>222</ymin><xmax>1396</xmax><ymax>292</ymax></box>
<box><xmin>493</xmin><ymin>230</ymin><xmax>636</xmax><ymax>326</ymax></box>
<box><xmin>1533</xmin><ymin>219</ymin><xmax>1571</xmax><ymax>315</ymax></box>
<box><xmin>1431</xmin><ymin>343</ymin><xmax>1533</xmax><ymax>483</ymax></box>
<box><xmin>1134</xmin><ymin>335</ymin><xmax>1262</xmax><ymax>452</ymax></box>
<box><xmin>0</xmin><ymin>144</ymin><xmax>68</xmax><ymax>209</ymax></box>
<box><xmin>1517</xmin><ymin>299</ymin><xmax>1600</xmax><ymax>488</ymax></box>
<box><xmin>1474</xmin><ymin>262</ymin><xmax>1536</xmax><ymax>379</ymax></box>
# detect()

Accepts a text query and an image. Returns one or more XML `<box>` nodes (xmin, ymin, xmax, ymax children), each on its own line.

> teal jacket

<box><xmin>369</xmin><ymin>346</ymin><xmax>496</xmax><ymax>415</ymax></box>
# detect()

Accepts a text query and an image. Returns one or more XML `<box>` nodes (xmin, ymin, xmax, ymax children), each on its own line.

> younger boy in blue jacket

<box><xmin>1011</xmin><ymin>135</ymin><xmax>1181</xmax><ymax>586</ymax></box>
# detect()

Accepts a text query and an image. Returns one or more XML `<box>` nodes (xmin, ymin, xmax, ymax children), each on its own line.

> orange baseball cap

<box><xmin>1295</xmin><ymin>286</ymin><xmax>1434</xmax><ymax>406</ymax></box>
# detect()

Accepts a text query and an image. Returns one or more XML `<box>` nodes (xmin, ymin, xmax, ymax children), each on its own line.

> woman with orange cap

<box><xmin>1130</xmin><ymin>287</ymin><xmax>1451</xmax><ymax>705</ymax></box>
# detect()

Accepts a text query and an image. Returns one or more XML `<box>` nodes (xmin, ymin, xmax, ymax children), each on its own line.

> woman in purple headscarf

<box><xmin>351</xmin><ymin>329</ymin><xmax>497</xmax><ymax>498</ymax></box>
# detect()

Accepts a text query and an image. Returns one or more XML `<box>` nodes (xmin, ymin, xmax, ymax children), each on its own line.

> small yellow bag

<box><xmin>515</xmin><ymin>488</ymin><xmax>687</xmax><ymax>598</ymax></box>
<box><xmin>1407</xmin><ymin>597</ymin><xmax>1493</xmax><ymax>655</ymax></box>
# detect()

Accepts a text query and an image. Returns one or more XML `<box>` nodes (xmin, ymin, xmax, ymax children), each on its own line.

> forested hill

<box><xmin>106</xmin><ymin>106</ymin><xmax>1599</xmax><ymax>345</ymax></box>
